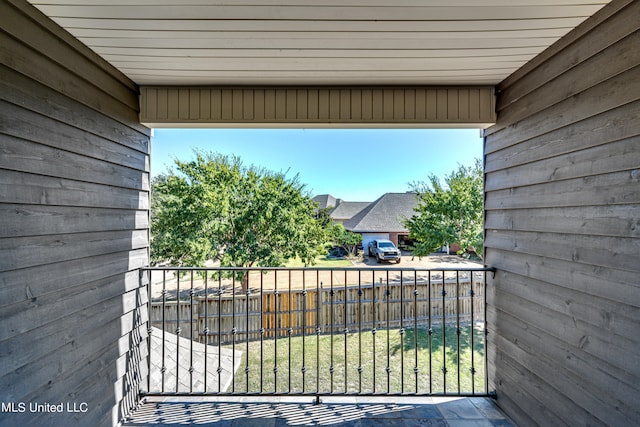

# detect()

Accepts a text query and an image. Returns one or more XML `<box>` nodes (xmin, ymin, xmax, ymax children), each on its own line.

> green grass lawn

<box><xmin>226</xmin><ymin>325</ymin><xmax>486</xmax><ymax>395</ymax></box>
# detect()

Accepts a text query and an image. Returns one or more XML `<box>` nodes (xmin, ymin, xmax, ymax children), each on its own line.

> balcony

<box><xmin>122</xmin><ymin>265</ymin><xmax>514</xmax><ymax>425</ymax></box>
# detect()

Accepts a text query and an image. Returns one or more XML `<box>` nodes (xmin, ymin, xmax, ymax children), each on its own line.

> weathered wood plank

<box><xmin>485</xmin><ymin>136</ymin><xmax>640</xmax><ymax>192</ymax></box>
<box><xmin>0</xmin><ymin>205</ymin><xmax>149</xmax><ymax>238</ymax></box>
<box><xmin>485</xmin><ymin>230</ymin><xmax>640</xmax><ymax>273</ymax></box>
<box><xmin>485</xmin><ymin>170</ymin><xmax>640</xmax><ymax>210</ymax></box>
<box><xmin>483</xmin><ymin>383</ymin><xmax>538</xmax><ymax>427</ymax></box>
<box><xmin>0</xmin><ymin>100</ymin><xmax>149</xmax><ymax>172</ymax></box>
<box><xmin>490</xmin><ymin>319</ymin><xmax>635</xmax><ymax>405</ymax></box>
<box><xmin>30</xmin><ymin>355</ymin><xmax>128</xmax><ymax>427</ymax></box>
<box><xmin>496</xmin><ymin>0</ymin><xmax>636</xmax><ymax>98</ymax></box>
<box><xmin>485</xmin><ymin>248</ymin><xmax>640</xmax><ymax>308</ymax></box>
<box><xmin>488</xmin><ymin>300</ymin><xmax>640</xmax><ymax>421</ymax></box>
<box><xmin>0</xmin><ymin>134</ymin><xmax>149</xmax><ymax>191</ymax></box>
<box><xmin>81</xmin><ymin>340</ymin><xmax>147</xmax><ymax>427</ymax></box>
<box><xmin>0</xmin><ymin>169</ymin><xmax>149</xmax><ymax>210</ymax></box>
<box><xmin>0</xmin><ymin>270</ymin><xmax>145</xmax><ymax>370</ymax></box>
<box><xmin>486</xmin><ymin>65</ymin><xmax>640</xmax><ymax>154</ymax></box>
<box><xmin>487</xmin><ymin>302</ymin><xmax>639</xmax><ymax>401</ymax></box>
<box><xmin>488</xmin><ymin>269</ymin><xmax>639</xmax><ymax>346</ymax></box>
<box><xmin>0</xmin><ymin>230</ymin><xmax>149</xmax><ymax>272</ymax></box>
<box><xmin>2</xmin><ymin>0</ymin><xmax>138</xmax><ymax>110</ymax></box>
<box><xmin>485</xmin><ymin>100</ymin><xmax>640</xmax><ymax>173</ymax></box>
<box><xmin>490</xmin><ymin>329</ymin><xmax>637</xmax><ymax>426</ymax></box>
<box><xmin>491</xmin><ymin>291</ymin><xmax>640</xmax><ymax>374</ymax></box>
<box><xmin>486</xmin><ymin>4</ymin><xmax>640</xmax><ymax>425</ymax></box>
<box><xmin>0</xmin><ymin>29</ymin><xmax>143</xmax><ymax>132</ymax></box>
<box><xmin>496</xmin><ymin>29</ymin><xmax>640</xmax><ymax>128</ymax></box>
<box><xmin>0</xmin><ymin>64</ymin><xmax>149</xmax><ymax>154</ymax></box>
<box><xmin>29</xmin><ymin>322</ymin><xmax>146</xmax><ymax>426</ymax></box>
<box><xmin>5</xmin><ymin>319</ymin><xmax>147</xmax><ymax>425</ymax></box>
<box><xmin>1</xmin><ymin>292</ymin><xmax>143</xmax><ymax>398</ymax></box>
<box><xmin>0</xmin><ymin>248</ymin><xmax>148</xmax><ymax>309</ymax></box>
<box><xmin>488</xmin><ymin>345</ymin><xmax>569</xmax><ymax>426</ymax></box>
<box><xmin>6</xmin><ymin>0</ymin><xmax>137</xmax><ymax>91</ymax></box>
<box><xmin>485</xmin><ymin>205</ymin><xmax>640</xmax><ymax>239</ymax></box>
<box><xmin>1</xmin><ymin>4</ymin><xmax>150</xmax><ymax>425</ymax></box>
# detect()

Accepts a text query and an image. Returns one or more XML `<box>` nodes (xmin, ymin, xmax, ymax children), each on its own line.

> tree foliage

<box><xmin>405</xmin><ymin>159</ymin><xmax>484</xmax><ymax>258</ymax></box>
<box><xmin>328</xmin><ymin>223</ymin><xmax>362</xmax><ymax>257</ymax></box>
<box><xmin>151</xmin><ymin>151</ymin><xmax>328</xmax><ymax>269</ymax></box>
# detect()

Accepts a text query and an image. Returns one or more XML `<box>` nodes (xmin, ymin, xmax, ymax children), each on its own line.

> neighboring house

<box><xmin>312</xmin><ymin>194</ymin><xmax>370</xmax><ymax>225</ymax></box>
<box><xmin>312</xmin><ymin>194</ymin><xmax>339</xmax><ymax>211</ymax></box>
<box><xmin>327</xmin><ymin>201</ymin><xmax>371</xmax><ymax>224</ymax></box>
<box><xmin>340</xmin><ymin>193</ymin><xmax>419</xmax><ymax>250</ymax></box>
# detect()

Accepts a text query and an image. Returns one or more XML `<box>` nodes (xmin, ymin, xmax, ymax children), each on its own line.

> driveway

<box><xmin>357</xmin><ymin>252</ymin><xmax>482</xmax><ymax>269</ymax></box>
<box><xmin>149</xmin><ymin>253</ymin><xmax>483</xmax><ymax>299</ymax></box>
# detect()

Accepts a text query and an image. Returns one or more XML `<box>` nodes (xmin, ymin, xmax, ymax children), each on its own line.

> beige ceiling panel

<box><xmin>33</xmin><ymin>5</ymin><xmax>605</xmax><ymax>20</ymax></box>
<box><xmin>28</xmin><ymin>1</ymin><xmax>609</xmax><ymax>86</ymax></box>
<box><xmin>52</xmin><ymin>17</ymin><xmax>587</xmax><ymax>32</ymax></box>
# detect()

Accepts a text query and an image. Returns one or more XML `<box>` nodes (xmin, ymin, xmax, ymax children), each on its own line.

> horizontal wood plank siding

<box><xmin>484</xmin><ymin>1</ymin><xmax>640</xmax><ymax>425</ymax></box>
<box><xmin>140</xmin><ymin>86</ymin><xmax>496</xmax><ymax>127</ymax></box>
<box><xmin>0</xmin><ymin>1</ymin><xmax>150</xmax><ymax>426</ymax></box>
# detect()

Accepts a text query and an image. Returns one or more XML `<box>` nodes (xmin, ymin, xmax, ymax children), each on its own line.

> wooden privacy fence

<box><xmin>148</xmin><ymin>268</ymin><xmax>487</xmax><ymax>346</ymax></box>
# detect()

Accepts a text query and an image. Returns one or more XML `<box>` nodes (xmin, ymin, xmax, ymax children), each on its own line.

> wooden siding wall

<box><xmin>484</xmin><ymin>0</ymin><xmax>640</xmax><ymax>425</ymax></box>
<box><xmin>0</xmin><ymin>1</ymin><xmax>150</xmax><ymax>426</ymax></box>
<box><xmin>140</xmin><ymin>86</ymin><xmax>496</xmax><ymax>128</ymax></box>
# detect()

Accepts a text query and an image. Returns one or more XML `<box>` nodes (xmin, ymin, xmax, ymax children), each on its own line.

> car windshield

<box><xmin>379</xmin><ymin>242</ymin><xmax>394</xmax><ymax>248</ymax></box>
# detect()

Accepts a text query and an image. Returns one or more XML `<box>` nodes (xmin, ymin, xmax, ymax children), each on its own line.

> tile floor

<box><xmin>122</xmin><ymin>396</ymin><xmax>516</xmax><ymax>426</ymax></box>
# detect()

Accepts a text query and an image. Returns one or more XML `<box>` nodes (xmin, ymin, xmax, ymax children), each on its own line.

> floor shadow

<box><xmin>123</xmin><ymin>397</ymin><xmax>514</xmax><ymax>426</ymax></box>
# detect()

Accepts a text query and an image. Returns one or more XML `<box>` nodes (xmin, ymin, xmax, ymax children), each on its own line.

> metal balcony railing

<box><xmin>142</xmin><ymin>266</ymin><xmax>494</xmax><ymax>399</ymax></box>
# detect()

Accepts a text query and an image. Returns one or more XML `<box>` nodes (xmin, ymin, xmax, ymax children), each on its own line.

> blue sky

<box><xmin>151</xmin><ymin>128</ymin><xmax>483</xmax><ymax>202</ymax></box>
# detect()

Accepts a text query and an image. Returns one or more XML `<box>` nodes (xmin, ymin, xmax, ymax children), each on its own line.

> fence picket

<box><xmin>150</xmin><ymin>275</ymin><xmax>485</xmax><ymax>345</ymax></box>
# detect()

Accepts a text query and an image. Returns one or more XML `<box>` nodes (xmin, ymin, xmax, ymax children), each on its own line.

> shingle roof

<box><xmin>312</xmin><ymin>194</ymin><xmax>337</xmax><ymax>210</ymax></box>
<box><xmin>330</xmin><ymin>201</ymin><xmax>371</xmax><ymax>220</ymax></box>
<box><xmin>343</xmin><ymin>192</ymin><xmax>419</xmax><ymax>233</ymax></box>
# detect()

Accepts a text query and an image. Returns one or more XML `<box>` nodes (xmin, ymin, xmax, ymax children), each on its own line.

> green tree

<box><xmin>405</xmin><ymin>159</ymin><xmax>483</xmax><ymax>259</ymax></box>
<box><xmin>151</xmin><ymin>151</ymin><xmax>329</xmax><ymax>287</ymax></box>
<box><xmin>328</xmin><ymin>223</ymin><xmax>362</xmax><ymax>257</ymax></box>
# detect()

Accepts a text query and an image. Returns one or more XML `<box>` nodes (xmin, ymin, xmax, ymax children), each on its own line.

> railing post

<box><xmin>175</xmin><ymin>271</ymin><xmax>180</xmax><ymax>393</ymax></box>
<box><xmin>189</xmin><ymin>271</ymin><xmax>194</xmax><ymax>392</ymax></box>
<box><xmin>441</xmin><ymin>270</ymin><xmax>447</xmax><ymax>394</ymax></box>
<box><xmin>456</xmin><ymin>270</ymin><xmax>461</xmax><ymax>395</ymax></box>
<box><xmin>144</xmin><ymin>265</ymin><xmax>493</xmax><ymax>398</ymax></box>
<box><xmin>428</xmin><ymin>269</ymin><xmax>432</xmax><ymax>395</ymax></box>
<box><xmin>385</xmin><ymin>270</ymin><xmax>390</xmax><ymax>394</ymax></box>
<box><xmin>316</xmin><ymin>276</ymin><xmax>321</xmax><ymax>397</ymax></box>
<box><xmin>343</xmin><ymin>269</ymin><xmax>348</xmax><ymax>394</ymax></box>
<box><xmin>329</xmin><ymin>270</ymin><xmax>334</xmax><ymax>393</ymax></box>
<box><xmin>357</xmin><ymin>270</ymin><xmax>363</xmax><ymax>393</ymax></box>
<box><xmin>142</xmin><ymin>267</ymin><xmax>151</xmax><ymax>396</ymax></box>
<box><xmin>203</xmin><ymin>273</ymin><xmax>208</xmax><ymax>392</ymax></box>
<box><xmin>217</xmin><ymin>273</ymin><xmax>223</xmax><ymax>393</ymax></box>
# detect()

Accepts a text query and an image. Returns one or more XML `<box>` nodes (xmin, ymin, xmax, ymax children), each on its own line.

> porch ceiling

<box><xmin>26</xmin><ymin>0</ymin><xmax>610</xmax><ymax>86</ymax></box>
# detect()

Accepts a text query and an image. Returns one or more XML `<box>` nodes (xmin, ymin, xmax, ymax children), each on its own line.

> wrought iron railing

<box><xmin>142</xmin><ymin>266</ymin><xmax>494</xmax><ymax>399</ymax></box>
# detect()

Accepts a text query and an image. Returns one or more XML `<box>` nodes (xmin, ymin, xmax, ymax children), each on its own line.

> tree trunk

<box><xmin>241</xmin><ymin>271</ymin><xmax>249</xmax><ymax>293</ymax></box>
<box><xmin>240</xmin><ymin>262</ymin><xmax>253</xmax><ymax>293</ymax></box>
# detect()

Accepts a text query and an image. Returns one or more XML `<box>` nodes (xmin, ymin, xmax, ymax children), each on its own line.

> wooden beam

<box><xmin>140</xmin><ymin>86</ymin><xmax>496</xmax><ymax>128</ymax></box>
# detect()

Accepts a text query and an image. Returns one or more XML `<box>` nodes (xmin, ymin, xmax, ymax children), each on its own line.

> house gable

<box><xmin>343</xmin><ymin>193</ymin><xmax>419</xmax><ymax>233</ymax></box>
